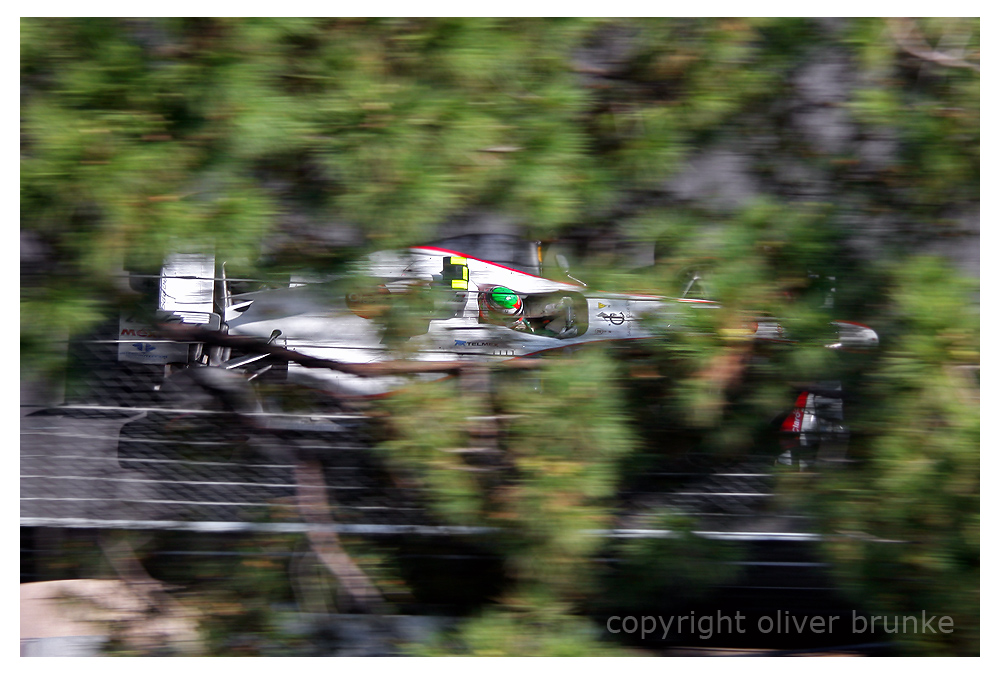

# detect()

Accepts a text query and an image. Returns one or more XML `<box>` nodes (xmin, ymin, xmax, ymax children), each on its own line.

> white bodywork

<box><xmin>118</xmin><ymin>245</ymin><xmax>877</xmax><ymax>398</ymax></box>
<box><xmin>224</xmin><ymin>246</ymin><xmax>663</xmax><ymax>396</ymax></box>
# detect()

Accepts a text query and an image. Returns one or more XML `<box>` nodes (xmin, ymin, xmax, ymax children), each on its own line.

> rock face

<box><xmin>666</xmin><ymin>148</ymin><xmax>763</xmax><ymax>212</ymax></box>
<box><xmin>21</xmin><ymin>579</ymin><xmax>202</xmax><ymax>656</ymax></box>
<box><xmin>790</xmin><ymin>51</ymin><xmax>857</xmax><ymax>157</ymax></box>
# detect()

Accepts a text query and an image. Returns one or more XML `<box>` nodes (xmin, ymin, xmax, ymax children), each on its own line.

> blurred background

<box><xmin>20</xmin><ymin>17</ymin><xmax>978</xmax><ymax>656</ymax></box>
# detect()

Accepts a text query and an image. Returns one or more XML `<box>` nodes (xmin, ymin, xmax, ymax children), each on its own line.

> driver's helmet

<box><xmin>483</xmin><ymin>286</ymin><xmax>523</xmax><ymax>317</ymax></box>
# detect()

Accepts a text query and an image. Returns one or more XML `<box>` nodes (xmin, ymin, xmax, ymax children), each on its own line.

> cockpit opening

<box><xmin>478</xmin><ymin>286</ymin><xmax>588</xmax><ymax>339</ymax></box>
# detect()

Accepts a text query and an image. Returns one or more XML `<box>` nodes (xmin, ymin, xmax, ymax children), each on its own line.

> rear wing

<box><xmin>118</xmin><ymin>254</ymin><xmax>221</xmax><ymax>365</ymax></box>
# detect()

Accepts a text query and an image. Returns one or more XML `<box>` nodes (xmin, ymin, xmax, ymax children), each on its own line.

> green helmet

<box><xmin>485</xmin><ymin>286</ymin><xmax>523</xmax><ymax>315</ymax></box>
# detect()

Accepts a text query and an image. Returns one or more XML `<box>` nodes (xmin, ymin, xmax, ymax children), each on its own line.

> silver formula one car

<box><xmin>117</xmin><ymin>235</ymin><xmax>877</xmax><ymax>399</ymax></box>
<box><xmin>109</xmin><ymin>235</ymin><xmax>878</xmax><ymax>471</ymax></box>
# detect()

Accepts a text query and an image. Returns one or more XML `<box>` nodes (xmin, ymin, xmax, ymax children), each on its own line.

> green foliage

<box><xmin>623</xmin><ymin>200</ymin><xmax>852</xmax><ymax>444</ymax></box>
<box><xmin>378</xmin><ymin>350</ymin><xmax>637</xmax><ymax>652</ymax></box>
<box><xmin>413</xmin><ymin>605</ymin><xmax>631</xmax><ymax>656</ymax></box>
<box><xmin>785</xmin><ymin>257</ymin><xmax>979</xmax><ymax>655</ymax></box>
<box><xmin>493</xmin><ymin>353</ymin><xmax>635</xmax><ymax>594</ymax></box>
<box><xmin>845</xmin><ymin>18</ymin><xmax>979</xmax><ymax>211</ymax></box>
<box><xmin>21</xmin><ymin>288</ymin><xmax>105</xmax><ymax>379</ymax></box>
<box><xmin>189</xmin><ymin>536</ymin><xmax>300</xmax><ymax>656</ymax></box>
<box><xmin>597</xmin><ymin>511</ymin><xmax>744</xmax><ymax>612</ymax></box>
<box><xmin>377</xmin><ymin>377</ymin><xmax>491</xmax><ymax>527</ymax></box>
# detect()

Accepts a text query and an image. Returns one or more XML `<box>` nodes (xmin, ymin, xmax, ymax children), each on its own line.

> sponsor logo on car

<box><xmin>455</xmin><ymin>339</ymin><xmax>500</xmax><ymax>347</ymax></box>
<box><xmin>597</xmin><ymin>312</ymin><xmax>627</xmax><ymax>326</ymax></box>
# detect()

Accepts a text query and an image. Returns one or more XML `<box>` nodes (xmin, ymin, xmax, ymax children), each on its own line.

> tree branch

<box><xmin>888</xmin><ymin>18</ymin><xmax>980</xmax><ymax>72</ymax></box>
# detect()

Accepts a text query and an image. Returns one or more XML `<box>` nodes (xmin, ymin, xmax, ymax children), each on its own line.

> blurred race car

<box><xmin>118</xmin><ymin>235</ymin><xmax>877</xmax><ymax>398</ymax></box>
<box><xmin>109</xmin><ymin>235</ymin><xmax>877</xmax><ymax>469</ymax></box>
